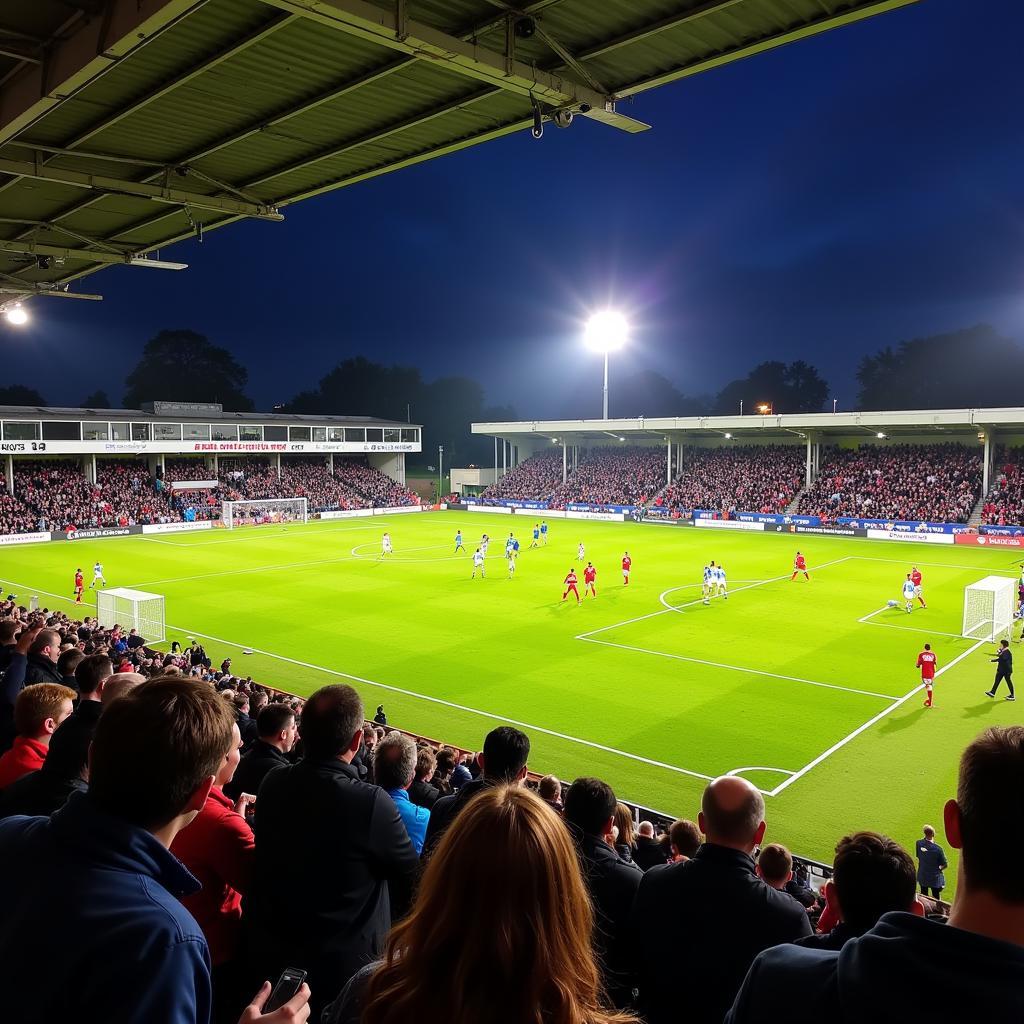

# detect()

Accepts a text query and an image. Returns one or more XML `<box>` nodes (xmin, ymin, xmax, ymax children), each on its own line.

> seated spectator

<box><xmin>613</xmin><ymin>802</ymin><xmax>637</xmax><ymax>864</ymax></box>
<box><xmin>23</xmin><ymin>629</ymin><xmax>64</xmax><ymax>685</ymax></box>
<box><xmin>324</xmin><ymin>785</ymin><xmax>635</xmax><ymax>1024</ymax></box>
<box><xmin>0</xmin><ymin>683</ymin><xmax>75</xmax><ymax>789</ymax></box>
<box><xmin>422</xmin><ymin>726</ymin><xmax>530</xmax><ymax>857</ymax></box>
<box><xmin>224</xmin><ymin>702</ymin><xmax>297</xmax><ymax>802</ymax></box>
<box><xmin>375</xmin><ymin>732</ymin><xmax>430</xmax><ymax>855</ymax></box>
<box><xmin>101</xmin><ymin>673</ymin><xmax>145</xmax><ymax>704</ymax></box>
<box><xmin>794</xmin><ymin>832</ymin><xmax>918</xmax><ymax>952</ymax></box>
<box><xmin>232</xmin><ymin>693</ymin><xmax>258</xmax><ymax>748</ymax></box>
<box><xmin>0</xmin><ymin>675</ymin><xmax>310</xmax><ymax>1024</ymax></box>
<box><xmin>727</xmin><ymin>727</ymin><xmax>1024</xmax><ymax>1021</ymax></box>
<box><xmin>668</xmin><ymin>818</ymin><xmax>702</xmax><ymax>861</ymax></box>
<box><xmin>408</xmin><ymin>746</ymin><xmax>440</xmax><ymax>810</ymax></box>
<box><xmin>631</xmin><ymin>776</ymin><xmax>810</xmax><ymax>1024</ymax></box>
<box><xmin>56</xmin><ymin>648</ymin><xmax>83</xmax><ymax>685</ymax></box>
<box><xmin>538</xmin><ymin>773</ymin><xmax>563</xmax><ymax>814</ymax></box>
<box><xmin>171</xmin><ymin>722</ymin><xmax>256</xmax><ymax>1022</ymax></box>
<box><xmin>565</xmin><ymin>777</ymin><xmax>643</xmax><ymax>1008</ymax></box>
<box><xmin>432</xmin><ymin>746</ymin><xmax>457</xmax><ymax>796</ymax></box>
<box><xmin>634</xmin><ymin>821</ymin><xmax>669</xmax><ymax>871</ymax></box>
<box><xmin>449</xmin><ymin>751</ymin><xmax>473</xmax><ymax>790</ymax></box>
<box><xmin>244</xmin><ymin>684</ymin><xmax>419</xmax><ymax>1019</ymax></box>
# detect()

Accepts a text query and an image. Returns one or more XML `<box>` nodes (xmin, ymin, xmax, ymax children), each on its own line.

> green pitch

<box><xmin>2</xmin><ymin>511</ymin><xmax>1021</xmax><ymax>877</ymax></box>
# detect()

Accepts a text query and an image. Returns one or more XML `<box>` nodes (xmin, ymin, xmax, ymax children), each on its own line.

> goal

<box><xmin>222</xmin><ymin>497</ymin><xmax>308</xmax><ymax>529</ymax></box>
<box><xmin>962</xmin><ymin>576</ymin><xmax>1016</xmax><ymax>641</ymax></box>
<box><xmin>97</xmin><ymin>588</ymin><xmax>166</xmax><ymax>644</ymax></box>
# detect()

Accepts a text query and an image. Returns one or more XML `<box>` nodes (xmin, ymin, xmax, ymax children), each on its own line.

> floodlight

<box><xmin>877</xmin><ymin>432</ymin><xmax>886</xmax><ymax>439</ymax></box>
<box><xmin>584</xmin><ymin>311</ymin><xmax>629</xmax><ymax>353</ymax></box>
<box><xmin>757</xmin><ymin>403</ymin><xmax>772</xmax><ymax>415</ymax></box>
<box><xmin>4</xmin><ymin>304</ymin><xmax>28</xmax><ymax>326</ymax></box>
<box><xmin>724</xmin><ymin>432</ymin><xmax>732</xmax><ymax>439</ymax></box>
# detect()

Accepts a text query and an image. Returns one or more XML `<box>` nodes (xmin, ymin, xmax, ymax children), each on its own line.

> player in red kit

<box><xmin>910</xmin><ymin>566</ymin><xmax>926</xmax><ymax>608</ymax></box>
<box><xmin>562</xmin><ymin>568</ymin><xmax>580</xmax><ymax>604</ymax></box>
<box><xmin>917</xmin><ymin>643</ymin><xmax>938</xmax><ymax>707</ymax></box>
<box><xmin>622</xmin><ymin>552</ymin><xmax>632</xmax><ymax>586</ymax></box>
<box><xmin>583</xmin><ymin>562</ymin><xmax>597</xmax><ymax>598</ymax></box>
<box><xmin>790</xmin><ymin>551</ymin><xmax>809</xmax><ymax>581</ymax></box>
<box><xmin>73</xmin><ymin>568</ymin><xmax>84</xmax><ymax>604</ymax></box>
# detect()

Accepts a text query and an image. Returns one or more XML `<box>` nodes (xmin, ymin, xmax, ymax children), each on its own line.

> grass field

<box><xmin>2</xmin><ymin>510</ymin><xmax>1021</xmax><ymax>876</ymax></box>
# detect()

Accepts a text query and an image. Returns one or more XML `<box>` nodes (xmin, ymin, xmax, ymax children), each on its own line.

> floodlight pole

<box><xmin>602</xmin><ymin>350</ymin><xmax>610</xmax><ymax>419</ymax></box>
<box><xmin>438</xmin><ymin>445</ymin><xmax>444</xmax><ymax>501</ymax></box>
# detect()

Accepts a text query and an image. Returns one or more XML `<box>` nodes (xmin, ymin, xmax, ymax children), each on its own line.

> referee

<box><xmin>986</xmin><ymin>639</ymin><xmax>1015</xmax><ymax>701</ymax></box>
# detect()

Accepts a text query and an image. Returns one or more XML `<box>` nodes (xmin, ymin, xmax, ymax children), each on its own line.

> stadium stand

<box><xmin>797</xmin><ymin>444</ymin><xmax>982</xmax><ymax>523</ymax></box>
<box><xmin>549</xmin><ymin>446</ymin><xmax>665</xmax><ymax>508</ymax></box>
<box><xmin>481</xmin><ymin>449</ymin><xmax>564</xmax><ymax>501</ymax></box>
<box><xmin>981</xmin><ymin>446</ymin><xmax>1024</xmax><ymax>526</ymax></box>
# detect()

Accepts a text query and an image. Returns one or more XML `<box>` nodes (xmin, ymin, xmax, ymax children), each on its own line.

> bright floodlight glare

<box><xmin>877</xmin><ymin>431</ymin><xmax>886</xmax><ymax>438</ymax></box>
<box><xmin>4</xmin><ymin>305</ymin><xmax>28</xmax><ymax>326</ymax></box>
<box><xmin>724</xmin><ymin>432</ymin><xmax>732</xmax><ymax>439</ymax></box>
<box><xmin>584</xmin><ymin>311</ymin><xmax>628</xmax><ymax>353</ymax></box>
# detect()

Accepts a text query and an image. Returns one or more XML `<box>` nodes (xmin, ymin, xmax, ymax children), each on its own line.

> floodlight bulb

<box><xmin>725</xmin><ymin>432</ymin><xmax>732</xmax><ymax>439</ymax></box>
<box><xmin>877</xmin><ymin>432</ymin><xmax>885</xmax><ymax>439</ymax></box>
<box><xmin>584</xmin><ymin>310</ymin><xmax>628</xmax><ymax>353</ymax></box>
<box><xmin>4</xmin><ymin>305</ymin><xmax>28</xmax><ymax>326</ymax></box>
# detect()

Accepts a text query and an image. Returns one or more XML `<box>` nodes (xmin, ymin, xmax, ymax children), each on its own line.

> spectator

<box><xmin>564</xmin><ymin>777</ymin><xmax>644</xmax><ymax>1008</ymax></box>
<box><xmin>56</xmin><ymin>648</ymin><xmax>83</xmax><ymax>685</ymax></box>
<box><xmin>538</xmin><ymin>773</ymin><xmax>563</xmax><ymax>814</ymax></box>
<box><xmin>243</xmin><ymin>684</ymin><xmax>419</xmax><ymax>1019</ymax></box>
<box><xmin>915</xmin><ymin>823</ymin><xmax>948</xmax><ymax>899</ymax></box>
<box><xmin>432</xmin><ymin>746</ymin><xmax>457</xmax><ymax>796</ymax></box>
<box><xmin>631</xmin><ymin>776</ymin><xmax>810</xmax><ymax>1024</ymax></box>
<box><xmin>0</xmin><ymin>675</ymin><xmax>310</xmax><ymax>1024</ymax></box>
<box><xmin>324</xmin><ymin>786</ymin><xmax>635</xmax><ymax>1024</ymax></box>
<box><xmin>668</xmin><ymin>818</ymin><xmax>702</xmax><ymax>861</ymax></box>
<box><xmin>728</xmin><ymin>728</ymin><xmax>1024</xmax><ymax>1020</ymax></box>
<box><xmin>449</xmin><ymin>751</ymin><xmax>473</xmax><ymax>790</ymax></box>
<box><xmin>23</xmin><ymin>629</ymin><xmax>64</xmax><ymax>685</ymax></box>
<box><xmin>755</xmin><ymin>843</ymin><xmax>798</xmax><ymax>893</ymax></box>
<box><xmin>171</xmin><ymin>722</ymin><xmax>256</xmax><ymax>1023</ymax></box>
<box><xmin>232</xmin><ymin>693</ymin><xmax>258</xmax><ymax>748</ymax></box>
<box><xmin>375</xmin><ymin>732</ymin><xmax>430</xmax><ymax>855</ymax></box>
<box><xmin>223</xmin><ymin>703</ymin><xmax>297</xmax><ymax>803</ymax></box>
<box><xmin>634</xmin><ymin>820</ymin><xmax>670</xmax><ymax>871</ymax></box>
<box><xmin>613</xmin><ymin>802</ymin><xmax>637</xmax><ymax>864</ymax></box>
<box><xmin>101</xmin><ymin>672</ymin><xmax>145</xmax><ymax>704</ymax></box>
<box><xmin>373</xmin><ymin>704</ymin><xmax>387</xmax><ymax>725</ymax></box>
<box><xmin>422</xmin><ymin>726</ymin><xmax>530</xmax><ymax>857</ymax></box>
<box><xmin>0</xmin><ymin>621</ymin><xmax>41</xmax><ymax>752</ymax></box>
<box><xmin>0</xmin><ymin>683</ymin><xmax>75</xmax><ymax>788</ymax></box>
<box><xmin>50</xmin><ymin>653</ymin><xmax>113</xmax><ymax>775</ymax></box>
<box><xmin>794</xmin><ymin>832</ymin><xmax>918</xmax><ymax>952</ymax></box>
<box><xmin>407</xmin><ymin>746</ymin><xmax>440</xmax><ymax>810</ymax></box>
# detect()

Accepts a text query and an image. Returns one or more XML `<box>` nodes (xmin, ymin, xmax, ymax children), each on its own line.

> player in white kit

<box><xmin>578</xmin><ymin>542</ymin><xmax>585</xmax><ymax>562</ymax></box>
<box><xmin>381</xmin><ymin>532</ymin><xmax>393</xmax><ymax>556</ymax></box>
<box><xmin>472</xmin><ymin>548</ymin><xmax>485</xmax><ymax>578</ymax></box>
<box><xmin>90</xmin><ymin>561</ymin><xmax>106</xmax><ymax>589</ymax></box>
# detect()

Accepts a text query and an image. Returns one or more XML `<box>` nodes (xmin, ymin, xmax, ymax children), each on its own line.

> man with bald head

<box><xmin>631</xmin><ymin>775</ymin><xmax>810</xmax><ymax>1024</ymax></box>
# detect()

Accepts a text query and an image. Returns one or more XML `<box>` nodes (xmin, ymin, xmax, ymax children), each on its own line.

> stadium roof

<box><xmin>0</xmin><ymin>0</ymin><xmax>917</xmax><ymax>307</ymax></box>
<box><xmin>473</xmin><ymin>408</ymin><xmax>1024</xmax><ymax>443</ymax></box>
<box><xmin>0</xmin><ymin>403</ymin><xmax>416</xmax><ymax>426</ymax></box>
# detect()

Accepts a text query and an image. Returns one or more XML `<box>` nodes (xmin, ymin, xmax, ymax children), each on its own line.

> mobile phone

<box><xmin>264</xmin><ymin>967</ymin><xmax>306</xmax><ymax>1013</ymax></box>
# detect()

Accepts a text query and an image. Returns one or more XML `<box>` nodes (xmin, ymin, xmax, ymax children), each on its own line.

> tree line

<box><xmin>1</xmin><ymin>324</ymin><xmax>1020</xmax><ymax>465</ymax></box>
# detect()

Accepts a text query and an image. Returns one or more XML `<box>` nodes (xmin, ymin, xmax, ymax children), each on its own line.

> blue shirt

<box><xmin>386</xmin><ymin>787</ymin><xmax>430</xmax><ymax>854</ymax></box>
<box><xmin>455</xmin><ymin>533</ymin><xmax>462</xmax><ymax>542</ymax></box>
<box><xmin>541</xmin><ymin>523</ymin><xmax>547</xmax><ymax>533</ymax></box>
<box><xmin>533</xmin><ymin>528</ymin><xmax>539</xmax><ymax>538</ymax></box>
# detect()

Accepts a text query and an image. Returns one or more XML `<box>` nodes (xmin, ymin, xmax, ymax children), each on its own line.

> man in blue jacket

<box><xmin>0</xmin><ymin>675</ymin><xmax>310</xmax><ymax>1024</ymax></box>
<box><xmin>726</xmin><ymin>726</ymin><xmax>1024</xmax><ymax>1022</ymax></box>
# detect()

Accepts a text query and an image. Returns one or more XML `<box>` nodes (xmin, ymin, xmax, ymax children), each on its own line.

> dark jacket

<box><xmin>235</xmin><ymin>710</ymin><xmax>258</xmax><ymax>749</ymax></box>
<box><xmin>0</xmin><ymin>792</ymin><xmax>210</xmax><ymax>1024</ymax></box>
<box><xmin>22</xmin><ymin>653</ymin><xmax>63</xmax><ymax>686</ymax></box>
<box><xmin>574</xmin><ymin>830</ymin><xmax>643</xmax><ymax>1008</ymax></box>
<box><xmin>631</xmin><ymin>843</ymin><xmax>811</xmax><ymax>1024</ymax></box>
<box><xmin>726</xmin><ymin>911</ymin><xmax>1024</xmax><ymax>1023</ymax></box>
<box><xmin>634</xmin><ymin>834</ymin><xmax>670</xmax><ymax>871</ymax></box>
<box><xmin>223</xmin><ymin>739</ymin><xmax>288</xmax><ymax>802</ymax></box>
<box><xmin>243</xmin><ymin>757</ymin><xmax>419</xmax><ymax>1016</ymax></box>
<box><xmin>915</xmin><ymin>837</ymin><xmax>948</xmax><ymax>889</ymax></box>
<box><xmin>0</xmin><ymin>769</ymin><xmax>87</xmax><ymax>819</ymax></box>
<box><xmin>0</xmin><ymin>651</ymin><xmax>28</xmax><ymax>753</ymax></box>
<box><xmin>408</xmin><ymin>777</ymin><xmax>440</xmax><ymax>810</ymax></box>
<box><xmin>793</xmin><ymin>921</ymin><xmax>862</xmax><ymax>951</ymax></box>
<box><xmin>421</xmin><ymin>776</ymin><xmax>490</xmax><ymax>858</ymax></box>
<box><xmin>49</xmin><ymin>699</ymin><xmax>103</xmax><ymax>774</ymax></box>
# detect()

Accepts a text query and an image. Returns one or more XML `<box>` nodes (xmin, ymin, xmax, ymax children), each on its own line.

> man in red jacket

<box><xmin>0</xmin><ymin>682</ymin><xmax>75</xmax><ymax>788</ymax></box>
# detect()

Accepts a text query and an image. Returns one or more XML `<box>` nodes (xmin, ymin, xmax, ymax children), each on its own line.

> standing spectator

<box><xmin>407</xmin><ymin>746</ymin><xmax>440</xmax><ymax>810</ymax></box>
<box><xmin>432</xmin><ymin>747</ymin><xmax>457</xmax><ymax>796</ymax></box>
<box><xmin>613</xmin><ymin>802</ymin><xmax>637</xmax><ymax>864</ymax></box>
<box><xmin>50</xmin><ymin>653</ymin><xmax>112</xmax><ymax>773</ymax></box>
<box><xmin>634</xmin><ymin>821</ymin><xmax>669</xmax><ymax>871</ymax></box>
<box><xmin>795</xmin><ymin>832</ymin><xmax>918</xmax><ymax>951</ymax></box>
<box><xmin>56</xmin><ymin>648</ymin><xmax>83</xmax><ymax>685</ymax></box>
<box><xmin>0</xmin><ymin>622</ymin><xmax>41</xmax><ymax>752</ymax></box>
<box><xmin>0</xmin><ymin>683</ymin><xmax>75</xmax><ymax>788</ymax></box>
<box><xmin>233</xmin><ymin>694</ymin><xmax>258</xmax><ymax>748</ymax></box>
<box><xmin>323</xmin><ymin>786</ymin><xmax>635</xmax><ymax>1024</ymax></box>
<box><xmin>22</xmin><ymin>629</ymin><xmax>64</xmax><ymax>685</ymax></box>
<box><xmin>449</xmin><ymin>751</ymin><xmax>473</xmax><ymax>790</ymax></box>
<box><xmin>915</xmin><ymin>824</ymin><xmax>948</xmax><ymax>899</ymax></box>
<box><xmin>0</xmin><ymin>676</ymin><xmax>310</xmax><ymax>1024</ymax></box>
<box><xmin>564</xmin><ymin>777</ymin><xmax>643</xmax><ymax>1009</ymax></box>
<box><xmin>755</xmin><ymin>844</ymin><xmax>800</xmax><ymax>897</ymax></box>
<box><xmin>986</xmin><ymin>639</ymin><xmax>1014</xmax><ymax>700</ymax></box>
<box><xmin>668</xmin><ymin>818</ymin><xmax>702</xmax><ymax>862</ymax></box>
<box><xmin>538</xmin><ymin>773</ymin><xmax>563</xmax><ymax>814</ymax></box>
<box><xmin>422</xmin><ymin>726</ymin><xmax>530</xmax><ymax>857</ymax></box>
<box><xmin>223</xmin><ymin>703</ymin><xmax>297</xmax><ymax>803</ymax></box>
<box><xmin>631</xmin><ymin>776</ymin><xmax>810</xmax><ymax>1024</ymax></box>
<box><xmin>243</xmin><ymin>684</ymin><xmax>419</xmax><ymax>1019</ymax></box>
<box><xmin>375</xmin><ymin>732</ymin><xmax>430</xmax><ymax>854</ymax></box>
<box><xmin>727</xmin><ymin>728</ymin><xmax>1024</xmax><ymax>1021</ymax></box>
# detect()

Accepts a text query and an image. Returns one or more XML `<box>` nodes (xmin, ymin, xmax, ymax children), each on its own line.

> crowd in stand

<box><xmin>3</xmin><ymin>591</ymin><xmax>1021</xmax><ymax>1023</ymax></box>
<box><xmin>797</xmin><ymin>444</ymin><xmax>983</xmax><ymax>524</ymax></box>
<box><xmin>653</xmin><ymin>446</ymin><xmax>805</xmax><ymax>516</ymax></box>
<box><xmin>981</xmin><ymin>446</ymin><xmax>1024</xmax><ymax>527</ymax></box>
<box><xmin>481</xmin><ymin>449</ymin><xmax>564</xmax><ymax>501</ymax></box>
<box><xmin>549</xmin><ymin>446</ymin><xmax>666</xmax><ymax>508</ymax></box>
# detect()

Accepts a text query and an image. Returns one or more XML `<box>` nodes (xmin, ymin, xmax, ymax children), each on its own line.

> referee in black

<box><xmin>986</xmin><ymin>639</ymin><xmax>1015</xmax><ymax>701</ymax></box>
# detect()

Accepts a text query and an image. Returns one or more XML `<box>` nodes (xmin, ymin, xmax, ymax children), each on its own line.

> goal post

<box><xmin>962</xmin><ymin>576</ymin><xmax>1016</xmax><ymax>642</ymax></box>
<box><xmin>96</xmin><ymin>588</ymin><xmax>166</xmax><ymax>644</ymax></box>
<box><xmin>221</xmin><ymin>497</ymin><xmax>308</xmax><ymax>529</ymax></box>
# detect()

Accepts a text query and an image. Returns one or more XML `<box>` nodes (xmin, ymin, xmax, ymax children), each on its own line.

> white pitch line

<box><xmin>858</xmin><ymin>603</ymin><xmax>966</xmax><ymax>639</ymax></box>
<box><xmin>578</xmin><ymin>636</ymin><xmax>900</xmax><ymax>702</ymax></box>
<box><xmin>727</xmin><ymin>765</ymin><xmax>796</xmax><ymax>779</ymax></box>
<box><xmin>768</xmin><ymin>636</ymin><xmax>989</xmax><ymax>797</ymax></box>
<box><xmin>854</xmin><ymin>556</ymin><xmax>1019</xmax><ymax>573</ymax></box>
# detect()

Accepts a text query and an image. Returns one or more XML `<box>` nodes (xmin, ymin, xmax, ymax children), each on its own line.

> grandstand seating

<box><xmin>548</xmin><ymin>446</ymin><xmax>665</xmax><ymax>508</ymax></box>
<box><xmin>481</xmin><ymin>449</ymin><xmax>564</xmax><ymax>501</ymax></box>
<box><xmin>981</xmin><ymin>446</ymin><xmax>1024</xmax><ymax>526</ymax></box>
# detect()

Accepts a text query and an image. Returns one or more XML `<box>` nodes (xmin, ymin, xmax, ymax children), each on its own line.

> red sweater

<box><xmin>0</xmin><ymin>737</ymin><xmax>48</xmax><ymax>789</ymax></box>
<box><xmin>170</xmin><ymin>785</ymin><xmax>255</xmax><ymax>965</ymax></box>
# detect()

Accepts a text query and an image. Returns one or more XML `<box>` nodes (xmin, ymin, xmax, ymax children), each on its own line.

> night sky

<box><xmin>3</xmin><ymin>0</ymin><xmax>1023</xmax><ymax>417</ymax></box>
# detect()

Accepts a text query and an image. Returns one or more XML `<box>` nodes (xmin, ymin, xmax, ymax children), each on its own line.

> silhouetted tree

<box><xmin>81</xmin><ymin>390</ymin><xmax>110</xmax><ymax>409</ymax></box>
<box><xmin>0</xmin><ymin>385</ymin><xmax>47</xmax><ymax>406</ymax></box>
<box><xmin>714</xmin><ymin>360</ymin><xmax>829</xmax><ymax>415</ymax></box>
<box><xmin>123</xmin><ymin>330</ymin><xmax>253</xmax><ymax>411</ymax></box>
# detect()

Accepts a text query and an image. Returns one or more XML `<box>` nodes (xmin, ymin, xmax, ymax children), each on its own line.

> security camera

<box><xmin>552</xmin><ymin>109</ymin><xmax>574</xmax><ymax>129</ymax></box>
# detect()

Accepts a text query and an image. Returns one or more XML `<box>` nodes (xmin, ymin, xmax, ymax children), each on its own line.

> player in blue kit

<box><xmin>454</xmin><ymin>530</ymin><xmax>465</xmax><ymax>553</ymax></box>
<box><xmin>540</xmin><ymin>520</ymin><xmax>548</xmax><ymax>545</ymax></box>
<box><xmin>531</xmin><ymin>524</ymin><xmax>540</xmax><ymax>548</ymax></box>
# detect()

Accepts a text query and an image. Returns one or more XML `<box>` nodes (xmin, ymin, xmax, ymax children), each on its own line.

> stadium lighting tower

<box><xmin>3</xmin><ymin>303</ymin><xmax>28</xmax><ymax>325</ymax></box>
<box><xmin>584</xmin><ymin>311</ymin><xmax>628</xmax><ymax>419</ymax></box>
<box><xmin>438</xmin><ymin>445</ymin><xmax>444</xmax><ymax>501</ymax></box>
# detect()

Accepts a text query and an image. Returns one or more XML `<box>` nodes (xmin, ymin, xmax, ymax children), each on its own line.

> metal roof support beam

<box><xmin>0</xmin><ymin>239</ymin><xmax>143</xmax><ymax>265</ymax></box>
<box><xmin>0</xmin><ymin>157</ymin><xmax>284</xmax><ymax>220</ymax></box>
<box><xmin>0</xmin><ymin>285</ymin><xmax>102</xmax><ymax>300</ymax></box>
<box><xmin>0</xmin><ymin>0</ymin><xmax>210</xmax><ymax>146</ymax></box>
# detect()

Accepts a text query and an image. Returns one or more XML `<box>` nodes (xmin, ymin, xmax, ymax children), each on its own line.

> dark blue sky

<box><xmin>5</xmin><ymin>0</ymin><xmax>1023</xmax><ymax>416</ymax></box>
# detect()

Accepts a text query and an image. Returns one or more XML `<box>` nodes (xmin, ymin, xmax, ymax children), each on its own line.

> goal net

<box><xmin>962</xmin><ymin>576</ymin><xmax>1016</xmax><ymax>641</ymax></box>
<box><xmin>97</xmin><ymin>588</ymin><xmax>166</xmax><ymax>644</ymax></box>
<box><xmin>222</xmin><ymin>497</ymin><xmax>308</xmax><ymax>529</ymax></box>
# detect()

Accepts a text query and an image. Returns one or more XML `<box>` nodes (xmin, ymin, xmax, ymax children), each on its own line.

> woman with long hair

<box><xmin>325</xmin><ymin>785</ymin><xmax>636</xmax><ymax>1024</ymax></box>
<box><xmin>613</xmin><ymin>802</ymin><xmax>636</xmax><ymax>864</ymax></box>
